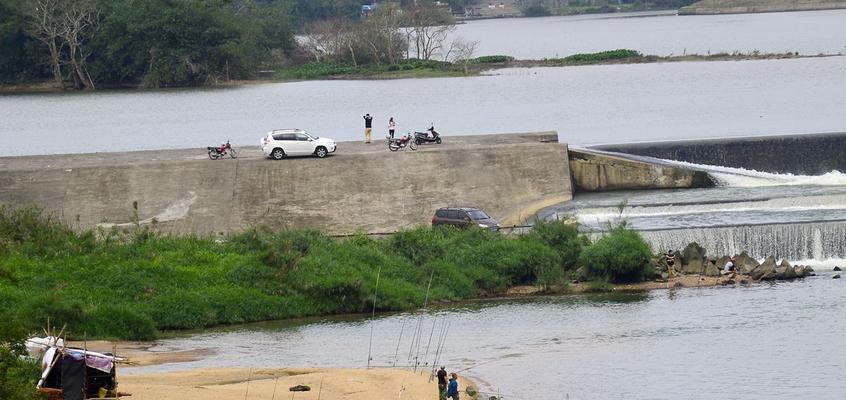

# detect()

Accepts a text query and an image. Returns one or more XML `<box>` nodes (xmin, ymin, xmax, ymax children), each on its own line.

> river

<box><xmin>454</xmin><ymin>10</ymin><xmax>846</xmax><ymax>58</ymax></box>
<box><xmin>2</xmin><ymin>56</ymin><xmax>846</xmax><ymax>157</ymax></box>
<box><xmin>129</xmin><ymin>275</ymin><xmax>846</xmax><ymax>400</ymax></box>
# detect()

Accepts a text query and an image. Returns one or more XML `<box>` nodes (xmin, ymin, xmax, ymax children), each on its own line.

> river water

<box><xmin>130</xmin><ymin>275</ymin><xmax>846</xmax><ymax>400</ymax></box>
<box><xmin>2</xmin><ymin>56</ymin><xmax>846</xmax><ymax>156</ymax></box>
<box><xmin>455</xmin><ymin>10</ymin><xmax>846</xmax><ymax>58</ymax></box>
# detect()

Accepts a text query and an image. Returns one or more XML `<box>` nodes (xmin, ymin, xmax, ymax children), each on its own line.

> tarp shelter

<box><xmin>27</xmin><ymin>337</ymin><xmax>125</xmax><ymax>400</ymax></box>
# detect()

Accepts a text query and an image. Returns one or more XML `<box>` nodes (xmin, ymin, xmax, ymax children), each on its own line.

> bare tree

<box><xmin>24</xmin><ymin>0</ymin><xmax>100</xmax><ymax>90</ymax></box>
<box><xmin>59</xmin><ymin>0</ymin><xmax>99</xmax><ymax>89</ymax></box>
<box><xmin>23</xmin><ymin>0</ymin><xmax>64</xmax><ymax>88</ymax></box>
<box><xmin>302</xmin><ymin>18</ymin><xmax>359</xmax><ymax>66</ymax></box>
<box><xmin>444</xmin><ymin>38</ymin><xmax>479</xmax><ymax>74</ymax></box>
<box><xmin>403</xmin><ymin>5</ymin><xmax>456</xmax><ymax>60</ymax></box>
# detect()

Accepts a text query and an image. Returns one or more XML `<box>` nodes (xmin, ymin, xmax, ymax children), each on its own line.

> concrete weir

<box><xmin>0</xmin><ymin>133</ymin><xmax>572</xmax><ymax>235</ymax></box>
<box><xmin>568</xmin><ymin>148</ymin><xmax>713</xmax><ymax>192</ymax></box>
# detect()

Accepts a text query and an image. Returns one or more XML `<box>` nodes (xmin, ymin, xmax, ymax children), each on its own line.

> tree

<box><xmin>403</xmin><ymin>4</ymin><xmax>456</xmax><ymax>61</ymax></box>
<box><xmin>22</xmin><ymin>0</ymin><xmax>65</xmax><ymax>88</ymax></box>
<box><xmin>444</xmin><ymin>37</ymin><xmax>478</xmax><ymax>74</ymax></box>
<box><xmin>579</xmin><ymin>227</ymin><xmax>654</xmax><ymax>283</ymax></box>
<box><xmin>0</xmin><ymin>0</ymin><xmax>42</xmax><ymax>83</ymax></box>
<box><xmin>58</xmin><ymin>0</ymin><xmax>99</xmax><ymax>89</ymax></box>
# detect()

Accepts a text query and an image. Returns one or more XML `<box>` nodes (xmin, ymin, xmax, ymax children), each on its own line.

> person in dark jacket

<box><xmin>447</xmin><ymin>373</ymin><xmax>459</xmax><ymax>400</ymax></box>
<box><xmin>436</xmin><ymin>366</ymin><xmax>448</xmax><ymax>400</ymax></box>
<box><xmin>363</xmin><ymin>113</ymin><xmax>373</xmax><ymax>143</ymax></box>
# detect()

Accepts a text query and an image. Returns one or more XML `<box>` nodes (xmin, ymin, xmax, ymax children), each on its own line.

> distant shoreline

<box><xmin>680</xmin><ymin>1</ymin><xmax>846</xmax><ymax>15</ymax></box>
<box><xmin>2</xmin><ymin>51</ymin><xmax>841</xmax><ymax>94</ymax></box>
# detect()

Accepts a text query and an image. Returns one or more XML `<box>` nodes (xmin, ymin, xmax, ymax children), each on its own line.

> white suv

<box><xmin>261</xmin><ymin>129</ymin><xmax>337</xmax><ymax>160</ymax></box>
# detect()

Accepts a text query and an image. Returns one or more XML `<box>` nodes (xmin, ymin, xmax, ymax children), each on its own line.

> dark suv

<box><xmin>432</xmin><ymin>207</ymin><xmax>500</xmax><ymax>231</ymax></box>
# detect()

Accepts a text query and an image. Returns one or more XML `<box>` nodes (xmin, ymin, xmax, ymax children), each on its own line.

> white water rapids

<box><xmin>555</xmin><ymin>154</ymin><xmax>846</xmax><ymax>267</ymax></box>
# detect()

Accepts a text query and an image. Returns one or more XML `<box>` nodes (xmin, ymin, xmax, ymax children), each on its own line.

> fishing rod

<box><xmin>412</xmin><ymin>271</ymin><xmax>435</xmax><ymax>372</ymax></box>
<box><xmin>392</xmin><ymin>317</ymin><xmax>407</xmax><ymax>367</ymax></box>
<box><xmin>367</xmin><ymin>265</ymin><xmax>382</xmax><ymax>369</ymax></box>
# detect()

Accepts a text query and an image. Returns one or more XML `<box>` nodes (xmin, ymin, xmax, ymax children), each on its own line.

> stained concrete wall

<box><xmin>0</xmin><ymin>133</ymin><xmax>572</xmax><ymax>235</ymax></box>
<box><xmin>568</xmin><ymin>149</ymin><xmax>713</xmax><ymax>192</ymax></box>
<box><xmin>594</xmin><ymin>132</ymin><xmax>846</xmax><ymax>175</ymax></box>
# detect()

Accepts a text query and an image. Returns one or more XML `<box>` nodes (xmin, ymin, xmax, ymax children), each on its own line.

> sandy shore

<box><xmin>69</xmin><ymin>342</ymin><xmax>472</xmax><ymax>400</ymax></box>
<box><xmin>118</xmin><ymin>368</ymin><xmax>447</xmax><ymax>400</ymax></box>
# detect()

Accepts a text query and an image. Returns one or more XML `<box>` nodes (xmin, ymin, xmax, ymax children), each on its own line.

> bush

<box><xmin>530</xmin><ymin>220</ymin><xmax>586</xmax><ymax>271</ymax></box>
<box><xmin>563</xmin><ymin>49</ymin><xmax>642</xmax><ymax>63</ymax></box>
<box><xmin>473</xmin><ymin>55</ymin><xmax>514</xmax><ymax>64</ymax></box>
<box><xmin>523</xmin><ymin>4</ymin><xmax>552</xmax><ymax>17</ymax></box>
<box><xmin>0</xmin><ymin>319</ymin><xmax>42</xmax><ymax>400</ymax></box>
<box><xmin>579</xmin><ymin>227</ymin><xmax>653</xmax><ymax>283</ymax></box>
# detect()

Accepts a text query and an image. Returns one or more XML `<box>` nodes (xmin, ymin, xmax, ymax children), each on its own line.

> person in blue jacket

<box><xmin>447</xmin><ymin>373</ymin><xmax>459</xmax><ymax>400</ymax></box>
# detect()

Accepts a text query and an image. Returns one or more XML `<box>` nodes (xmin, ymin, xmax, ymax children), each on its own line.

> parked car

<box><xmin>261</xmin><ymin>129</ymin><xmax>337</xmax><ymax>160</ymax></box>
<box><xmin>432</xmin><ymin>207</ymin><xmax>500</xmax><ymax>231</ymax></box>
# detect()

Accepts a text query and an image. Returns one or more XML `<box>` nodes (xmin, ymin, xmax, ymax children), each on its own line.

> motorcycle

<box><xmin>387</xmin><ymin>132</ymin><xmax>418</xmax><ymax>152</ymax></box>
<box><xmin>208</xmin><ymin>140</ymin><xmax>238</xmax><ymax>160</ymax></box>
<box><xmin>414</xmin><ymin>124</ymin><xmax>442</xmax><ymax>145</ymax></box>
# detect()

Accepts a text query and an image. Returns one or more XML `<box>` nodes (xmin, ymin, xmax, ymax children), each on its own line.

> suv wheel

<box><xmin>315</xmin><ymin>146</ymin><xmax>328</xmax><ymax>158</ymax></box>
<box><xmin>271</xmin><ymin>148</ymin><xmax>286</xmax><ymax>160</ymax></box>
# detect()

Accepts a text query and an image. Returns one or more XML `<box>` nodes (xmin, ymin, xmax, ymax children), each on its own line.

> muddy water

<box><xmin>130</xmin><ymin>275</ymin><xmax>846</xmax><ymax>400</ymax></box>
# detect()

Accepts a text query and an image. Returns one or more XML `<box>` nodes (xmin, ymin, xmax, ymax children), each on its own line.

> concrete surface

<box><xmin>0</xmin><ymin>132</ymin><xmax>571</xmax><ymax>235</ymax></box>
<box><xmin>593</xmin><ymin>132</ymin><xmax>846</xmax><ymax>175</ymax></box>
<box><xmin>568</xmin><ymin>148</ymin><xmax>714</xmax><ymax>192</ymax></box>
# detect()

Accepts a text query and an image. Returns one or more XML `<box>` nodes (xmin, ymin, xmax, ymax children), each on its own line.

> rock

<box><xmin>574</xmin><ymin>266</ymin><xmax>590</xmax><ymax>282</ymax></box>
<box><xmin>681</xmin><ymin>242</ymin><xmax>706</xmax><ymax>264</ymax></box>
<box><xmin>739</xmin><ymin>279</ymin><xmax>749</xmax><ymax>285</ymax></box>
<box><xmin>661</xmin><ymin>272</ymin><xmax>669</xmax><ymax>280</ymax></box>
<box><xmin>834</xmin><ymin>266</ymin><xmax>842</xmax><ymax>271</ymax></box>
<box><xmin>682</xmin><ymin>259</ymin><xmax>704</xmax><ymax>275</ymax></box>
<box><xmin>777</xmin><ymin>259</ymin><xmax>796</xmax><ymax>279</ymax></box>
<box><xmin>651</xmin><ymin>257</ymin><xmax>667</xmax><ymax>273</ymax></box>
<box><xmin>289</xmin><ymin>385</ymin><xmax>311</xmax><ymax>392</ymax></box>
<box><xmin>704</xmin><ymin>262</ymin><xmax>721</xmax><ymax>277</ymax></box>
<box><xmin>834</xmin><ymin>274</ymin><xmax>841</xmax><ymax>279</ymax></box>
<box><xmin>751</xmin><ymin>256</ymin><xmax>777</xmax><ymax>280</ymax></box>
<box><xmin>735</xmin><ymin>252</ymin><xmax>760</xmax><ymax>275</ymax></box>
<box><xmin>793</xmin><ymin>266</ymin><xmax>806</xmax><ymax>277</ymax></box>
<box><xmin>673</xmin><ymin>281</ymin><xmax>684</xmax><ymax>288</ymax></box>
<box><xmin>802</xmin><ymin>266</ymin><xmax>815</xmax><ymax>276</ymax></box>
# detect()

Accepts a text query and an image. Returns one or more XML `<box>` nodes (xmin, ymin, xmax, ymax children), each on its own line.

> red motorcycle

<box><xmin>208</xmin><ymin>140</ymin><xmax>238</xmax><ymax>160</ymax></box>
<box><xmin>387</xmin><ymin>132</ymin><xmax>418</xmax><ymax>152</ymax></box>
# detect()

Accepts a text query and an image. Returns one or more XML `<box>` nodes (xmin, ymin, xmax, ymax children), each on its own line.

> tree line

<box><xmin>0</xmin><ymin>0</ymin><xmax>476</xmax><ymax>89</ymax></box>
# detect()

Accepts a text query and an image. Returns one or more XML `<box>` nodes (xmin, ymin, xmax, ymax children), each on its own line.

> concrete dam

<box><xmin>594</xmin><ymin>132</ymin><xmax>846</xmax><ymax>175</ymax></box>
<box><xmin>0</xmin><ymin>133</ymin><xmax>709</xmax><ymax>235</ymax></box>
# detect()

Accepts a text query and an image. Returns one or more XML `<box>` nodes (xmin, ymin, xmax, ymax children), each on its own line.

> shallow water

<box><xmin>2</xmin><ymin>56</ymin><xmax>846</xmax><ymax>156</ymax></box>
<box><xmin>129</xmin><ymin>275</ymin><xmax>846</xmax><ymax>400</ymax></box>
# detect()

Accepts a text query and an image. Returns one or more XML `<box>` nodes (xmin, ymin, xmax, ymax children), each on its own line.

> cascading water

<box><xmin>554</xmin><ymin>151</ymin><xmax>846</xmax><ymax>266</ymax></box>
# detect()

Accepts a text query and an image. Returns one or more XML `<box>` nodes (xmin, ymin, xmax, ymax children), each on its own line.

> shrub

<box><xmin>523</xmin><ymin>4</ymin><xmax>552</xmax><ymax>17</ymax></box>
<box><xmin>530</xmin><ymin>220</ymin><xmax>586</xmax><ymax>271</ymax></box>
<box><xmin>579</xmin><ymin>227</ymin><xmax>653</xmax><ymax>283</ymax></box>
<box><xmin>563</xmin><ymin>49</ymin><xmax>642</xmax><ymax>63</ymax></box>
<box><xmin>473</xmin><ymin>55</ymin><xmax>514</xmax><ymax>64</ymax></box>
<box><xmin>0</xmin><ymin>318</ymin><xmax>42</xmax><ymax>400</ymax></box>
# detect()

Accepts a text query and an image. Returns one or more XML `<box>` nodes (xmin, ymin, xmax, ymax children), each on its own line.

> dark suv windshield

<box><xmin>468</xmin><ymin>210</ymin><xmax>489</xmax><ymax>220</ymax></box>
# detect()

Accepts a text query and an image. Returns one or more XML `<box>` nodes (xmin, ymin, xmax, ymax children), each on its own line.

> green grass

<box><xmin>0</xmin><ymin>207</ymin><xmax>655</xmax><ymax>340</ymax></box>
<box><xmin>557</xmin><ymin>49</ymin><xmax>644</xmax><ymax>64</ymax></box>
<box><xmin>277</xmin><ymin>59</ymin><xmax>461</xmax><ymax>80</ymax></box>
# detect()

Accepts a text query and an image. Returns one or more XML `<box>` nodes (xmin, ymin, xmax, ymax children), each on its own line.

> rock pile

<box><xmin>654</xmin><ymin>243</ymin><xmax>815</xmax><ymax>281</ymax></box>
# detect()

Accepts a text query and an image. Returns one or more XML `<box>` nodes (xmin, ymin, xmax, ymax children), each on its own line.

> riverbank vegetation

<box><xmin>0</xmin><ymin>0</ymin><xmax>478</xmax><ymax>89</ymax></box>
<box><xmin>522</xmin><ymin>0</ymin><xmax>697</xmax><ymax>16</ymax></box>
<box><xmin>0</xmin><ymin>207</ymin><xmax>657</xmax><ymax>341</ymax></box>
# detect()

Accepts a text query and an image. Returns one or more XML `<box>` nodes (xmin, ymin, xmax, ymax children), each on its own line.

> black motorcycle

<box><xmin>414</xmin><ymin>124</ymin><xmax>442</xmax><ymax>145</ymax></box>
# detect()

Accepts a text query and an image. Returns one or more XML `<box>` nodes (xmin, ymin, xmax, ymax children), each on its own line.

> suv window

<box><xmin>468</xmin><ymin>210</ymin><xmax>489</xmax><ymax>220</ymax></box>
<box><xmin>447</xmin><ymin>210</ymin><xmax>460</xmax><ymax>220</ymax></box>
<box><xmin>435</xmin><ymin>209</ymin><xmax>448</xmax><ymax>218</ymax></box>
<box><xmin>295</xmin><ymin>133</ymin><xmax>310</xmax><ymax>141</ymax></box>
<box><xmin>272</xmin><ymin>133</ymin><xmax>296</xmax><ymax>141</ymax></box>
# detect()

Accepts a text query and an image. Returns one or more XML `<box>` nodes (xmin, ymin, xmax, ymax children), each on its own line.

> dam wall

<box><xmin>0</xmin><ymin>133</ymin><xmax>573</xmax><ymax>235</ymax></box>
<box><xmin>568</xmin><ymin>149</ymin><xmax>713</xmax><ymax>192</ymax></box>
<box><xmin>593</xmin><ymin>132</ymin><xmax>846</xmax><ymax>175</ymax></box>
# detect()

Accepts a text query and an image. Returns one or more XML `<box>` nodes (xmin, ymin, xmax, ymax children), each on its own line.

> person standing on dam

<box><xmin>436</xmin><ymin>366</ymin><xmax>448</xmax><ymax>400</ymax></box>
<box><xmin>363</xmin><ymin>113</ymin><xmax>373</xmax><ymax>143</ymax></box>
<box><xmin>388</xmin><ymin>117</ymin><xmax>396</xmax><ymax>139</ymax></box>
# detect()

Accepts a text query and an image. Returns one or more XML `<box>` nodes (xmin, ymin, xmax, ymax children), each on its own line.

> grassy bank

<box><xmin>0</xmin><ymin>207</ymin><xmax>655</xmax><ymax>341</ymax></box>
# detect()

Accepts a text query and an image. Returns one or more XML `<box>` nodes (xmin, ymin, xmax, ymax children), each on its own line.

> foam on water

<box><xmin>662</xmin><ymin>159</ymin><xmax>846</xmax><ymax>187</ymax></box>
